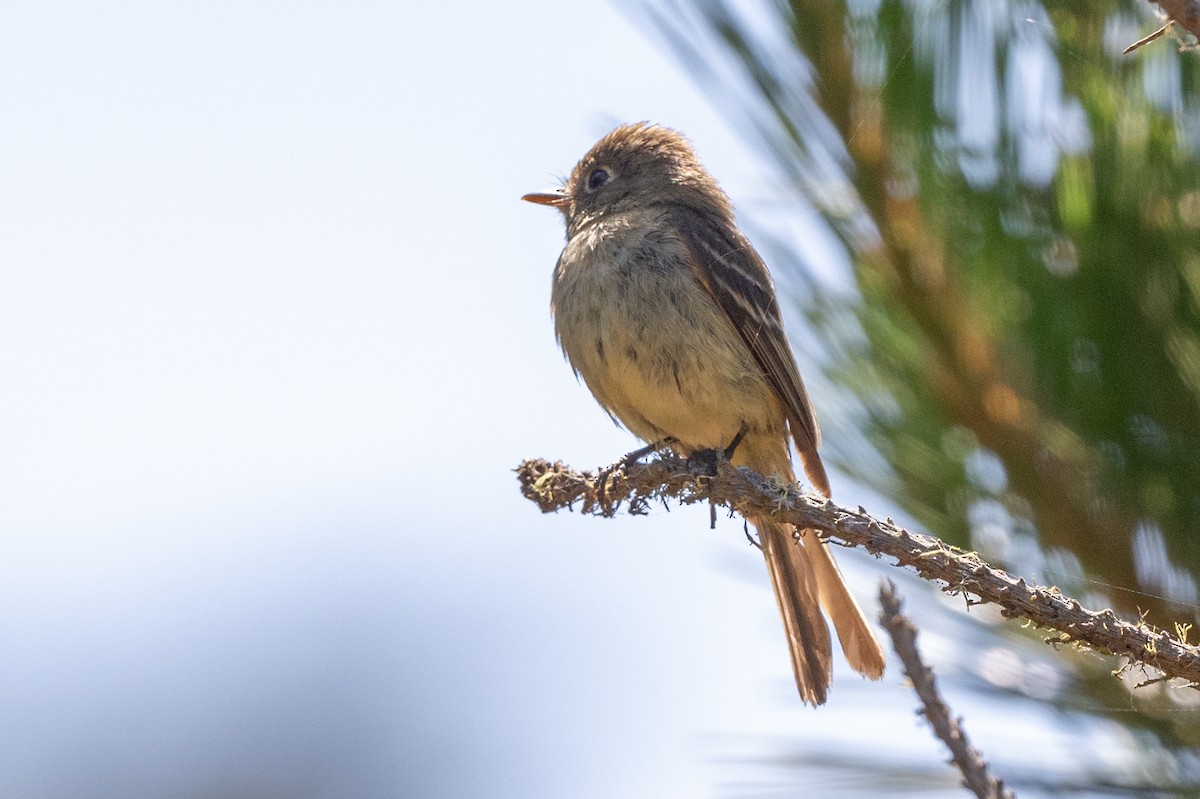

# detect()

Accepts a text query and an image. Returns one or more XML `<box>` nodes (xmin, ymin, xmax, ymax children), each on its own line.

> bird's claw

<box><xmin>594</xmin><ymin>437</ymin><xmax>676</xmax><ymax>512</ymax></box>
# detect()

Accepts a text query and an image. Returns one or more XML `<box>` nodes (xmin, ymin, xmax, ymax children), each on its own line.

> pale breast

<box><xmin>551</xmin><ymin>211</ymin><xmax>784</xmax><ymax>451</ymax></box>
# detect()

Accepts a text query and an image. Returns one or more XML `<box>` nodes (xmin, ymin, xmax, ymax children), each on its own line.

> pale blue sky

<box><xmin>0</xmin><ymin>2</ymin><xmax>1114</xmax><ymax>797</ymax></box>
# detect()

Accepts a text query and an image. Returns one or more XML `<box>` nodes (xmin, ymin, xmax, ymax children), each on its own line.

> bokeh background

<box><xmin>3</xmin><ymin>1</ymin><xmax>1199</xmax><ymax>797</ymax></box>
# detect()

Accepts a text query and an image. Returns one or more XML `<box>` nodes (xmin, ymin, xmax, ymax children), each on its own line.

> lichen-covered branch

<box><xmin>878</xmin><ymin>581</ymin><xmax>1015</xmax><ymax>799</ymax></box>
<box><xmin>516</xmin><ymin>454</ymin><xmax>1200</xmax><ymax>688</ymax></box>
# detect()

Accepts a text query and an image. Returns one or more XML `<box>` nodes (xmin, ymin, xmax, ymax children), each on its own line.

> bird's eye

<box><xmin>586</xmin><ymin>167</ymin><xmax>611</xmax><ymax>191</ymax></box>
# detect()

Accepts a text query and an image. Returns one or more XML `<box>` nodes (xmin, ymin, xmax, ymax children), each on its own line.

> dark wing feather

<box><xmin>676</xmin><ymin>211</ymin><xmax>831</xmax><ymax>497</ymax></box>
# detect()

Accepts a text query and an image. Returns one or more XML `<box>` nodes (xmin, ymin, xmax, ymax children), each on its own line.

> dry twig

<box><xmin>1127</xmin><ymin>1</ymin><xmax>1200</xmax><ymax>52</ymax></box>
<box><xmin>515</xmin><ymin>454</ymin><xmax>1200</xmax><ymax>688</ymax></box>
<box><xmin>879</xmin><ymin>580</ymin><xmax>1015</xmax><ymax>799</ymax></box>
<box><xmin>1124</xmin><ymin>21</ymin><xmax>1175</xmax><ymax>54</ymax></box>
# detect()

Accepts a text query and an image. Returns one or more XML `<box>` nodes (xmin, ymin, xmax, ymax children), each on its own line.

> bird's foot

<box><xmin>686</xmin><ymin>447</ymin><xmax>721</xmax><ymax>476</ymax></box>
<box><xmin>686</xmin><ymin>426</ymin><xmax>747</xmax><ymax>476</ymax></box>
<box><xmin>594</xmin><ymin>437</ymin><xmax>676</xmax><ymax>513</ymax></box>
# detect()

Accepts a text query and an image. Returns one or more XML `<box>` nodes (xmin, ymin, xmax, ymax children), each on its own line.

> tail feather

<box><xmin>730</xmin><ymin>434</ymin><xmax>885</xmax><ymax>702</ymax></box>
<box><xmin>755</xmin><ymin>517</ymin><xmax>832</xmax><ymax>706</ymax></box>
<box><xmin>804</xmin><ymin>528</ymin><xmax>887</xmax><ymax>680</ymax></box>
<box><xmin>782</xmin><ymin>435</ymin><xmax>887</xmax><ymax>682</ymax></box>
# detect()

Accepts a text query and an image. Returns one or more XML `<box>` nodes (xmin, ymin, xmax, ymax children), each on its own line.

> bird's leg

<box><xmin>723</xmin><ymin>424</ymin><xmax>748</xmax><ymax>461</ymax></box>
<box><xmin>619</xmin><ymin>436</ymin><xmax>676</xmax><ymax>469</ymax></box>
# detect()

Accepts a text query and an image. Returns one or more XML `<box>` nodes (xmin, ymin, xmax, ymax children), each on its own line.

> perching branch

<box><xmin>879</xmin><ymin>580</ymin><xmax>1015</xmax><ymax>799</ymax></box>
<box><xmin>516</xmin><ymin>454</ymin><xmax>1200</xmax><ymax>688</ymax></box>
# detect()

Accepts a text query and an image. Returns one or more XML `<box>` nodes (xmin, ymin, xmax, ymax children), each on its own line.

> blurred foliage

<box><xmin>640</xmin><ymin>0</ymin><xmax>1200</xmax><ymax>791</ymax></box>
<box><xmin>646</xmin><ymin>0</ymin><xmax>1200</xmax><ymax>626</ymax></box>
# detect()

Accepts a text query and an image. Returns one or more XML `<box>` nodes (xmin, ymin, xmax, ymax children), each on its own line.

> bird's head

<box><xmin>522</xmin><ymin>122</ymin><xmax>732</xmax><ymax>236</ymax></box>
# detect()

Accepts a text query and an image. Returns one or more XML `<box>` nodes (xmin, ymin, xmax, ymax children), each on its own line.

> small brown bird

<box><xmin>523</xmin><ymin>122</ymin><xmax>885</xmax><ymax>705</ymax></box>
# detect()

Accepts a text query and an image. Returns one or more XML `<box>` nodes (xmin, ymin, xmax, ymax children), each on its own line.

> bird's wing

<box><xmin>676</xmin><ymin>212</ymin><xmax>831</xmax><ymax>497</ymax></box>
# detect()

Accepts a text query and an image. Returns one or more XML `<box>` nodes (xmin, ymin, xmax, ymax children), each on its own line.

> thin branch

<box><xmin>1130</xmin><ymin>1</ymin><xmax>1200</xmax><ymax>51</ymax></box>
<box><xmin>879</xmin><ymin>580</ymin><xmax>1016</xmax><ymax>799</ymax></box>
<box><xmin>515</xmin><ymin>454</ymin><xmax>1200</xmax><ymax>688</ymax></box>
<box><xmin>1124</xmin><ymin>21</ymin><xmax>1173</xmax><ymax>54</ymax></box>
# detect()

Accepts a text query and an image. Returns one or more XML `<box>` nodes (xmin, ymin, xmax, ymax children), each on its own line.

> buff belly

<box><xmin>551</xmin><ymin>217</ymin><xmax>786</xmax><ymax>459</ymax></box>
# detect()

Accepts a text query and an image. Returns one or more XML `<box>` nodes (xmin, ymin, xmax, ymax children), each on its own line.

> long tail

<box><xmin>752</xmin><ymin>515</ymin><xmax>833</xmax><ymax>706</ymax></box>
<box><xmin>805</xmin><ymin>527</ymin><xmax>886</xmax><ymax>680</ymax></box>
<box><xmin>724</xmin><ymin>430</ymin><xmax>885</xmax><ymax>702</ymax></box>
<box><xmin>786</xmin><ymin>439</ymin><xmax>887</xmax><ymax>682</ymax></box>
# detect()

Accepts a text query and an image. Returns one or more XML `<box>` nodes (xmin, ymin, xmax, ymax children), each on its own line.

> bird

<box><xmin>523</xmin><ymin>122</ymin><xmax>885</xmax><ymax>705</ymax></box>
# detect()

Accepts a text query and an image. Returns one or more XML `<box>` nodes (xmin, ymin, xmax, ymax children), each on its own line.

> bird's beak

<box><xmin>521</xmin><ymin>190</ymin><xmax>568</xmax><ymax>208</ymax></box>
